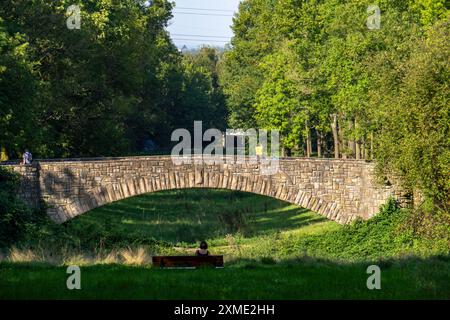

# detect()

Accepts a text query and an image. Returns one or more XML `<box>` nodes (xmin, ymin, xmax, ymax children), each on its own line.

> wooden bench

<box><xmin>152</xmin><ymin>256</ymin><xmax>224</xmax><ymax>269</ymax></box>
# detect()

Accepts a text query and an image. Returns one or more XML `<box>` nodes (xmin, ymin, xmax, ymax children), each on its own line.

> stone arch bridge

<box><xmin>2</xmin><ymin>156</ymin><xmax>400</xmax><ymax>224</ymax></box>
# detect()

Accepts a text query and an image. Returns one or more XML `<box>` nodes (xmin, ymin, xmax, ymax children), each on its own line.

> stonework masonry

<box><xmin>1</xmin><ymin>156</ymin><xmax>402</xmax><ymax>224</ymax></box>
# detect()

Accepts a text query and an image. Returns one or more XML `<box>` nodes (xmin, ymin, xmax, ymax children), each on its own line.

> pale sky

<box><xmin>166</xmin><ymin>0</ymin><xmax>241</xmax><ymax>49</ymax></box>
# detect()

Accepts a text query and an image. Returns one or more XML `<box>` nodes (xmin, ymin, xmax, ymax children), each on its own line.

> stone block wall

<box><xmin>1</xmin><ymin>156</ymin><xmax>400</xmax><ymax>224</ymax></box>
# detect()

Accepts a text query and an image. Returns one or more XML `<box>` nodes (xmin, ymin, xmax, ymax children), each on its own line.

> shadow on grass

<box><xmin>63</xmin><ymin>188</ymin><xmax>332</xmax><ymax>245</ymax></box>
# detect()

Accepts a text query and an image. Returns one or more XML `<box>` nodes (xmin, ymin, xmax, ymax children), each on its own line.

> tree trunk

<box><xmin>339</xmin><ymin>118</ymin><xmax>347</xmax><ymax>159</ymax></box>
<box><xmin>317</xmin><ymin>130</ymin><xmax>322</xmax><ymax>158</ymax></box>
<box><xmin>370</xmin><ymin>132</ymin><xmax>374</xmax><ymax>160</ymax></box>
<box><xmin>305</xmin><ymin>122</ymin><xmax>312</xmax><ymax>157</ymax></box>
<box><xmin>354</xmin><ymin>118</ymin><xmax>361</xmax><ymax>160</ymax></box>
<box><xmin>356</xmin><ymin>141</ymin><xmax>361</xmax><ymax>160</ymax></box>
<box><xmin>362</xmin><ymin>139</ymin><xmax>368</xmax><ymax>160</ymax></box>
<box><xmin>331</xmin><ymin>114</ymin><xmax>339</xmax><ymax>159</ymax></box>
<box><xmin>348</xmin><ymin>120</ymin><xmax>356</xmax><ymax>158</ymax></box>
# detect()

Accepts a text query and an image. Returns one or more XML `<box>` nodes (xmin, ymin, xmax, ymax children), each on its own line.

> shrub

<box><xmin>0</xmin><ymin>167</ymin><xmax>45</xmax><ymax>248</ymax></box>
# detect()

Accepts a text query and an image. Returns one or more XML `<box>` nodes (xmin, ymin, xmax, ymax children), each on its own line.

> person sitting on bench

<box><xmin>195</xmin><ymin>241</ymin><xmax>209</xmax><ymax>256</ymax></box>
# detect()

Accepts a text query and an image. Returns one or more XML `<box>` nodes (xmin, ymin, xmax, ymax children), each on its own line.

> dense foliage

<box><xmin>221</xmin><ymin>0</ymin><xmax>449</xmax><ymax>213</ymax></box>
<box><xmin>0</xmin><ymin>0</ymin><xmax>226</xmax><ymax>158</ymax></box>
<box><xmin>0</xmin><ymin>167</ymin><xmax>47</xmax><ymax>247</ymax></box>
<box><xmin>291</xmin><ymin>198</ymin><xmax>450</xmax><ymax>260</ymax></box>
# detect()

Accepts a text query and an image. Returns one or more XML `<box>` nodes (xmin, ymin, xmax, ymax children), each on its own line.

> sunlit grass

<box><xmin>61</xmin><ymin>188</ymin><xmax>336</xmax><ymax>253</ymax></box>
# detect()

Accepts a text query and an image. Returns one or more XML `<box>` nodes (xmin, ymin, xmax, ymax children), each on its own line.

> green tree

<box><xmin>220</xmin><ymin>0</ymin><xmax>277</xmax><ymax>129</ymax></box>
<box><xmin>374</xmin><ymin>16</ymin><xmax>450</xmax><ymax>213</ymax></box>
<box><xmin>0</xmin><ymin>17</ymin><xmax>38</xmax><ymax>159</ymax></box>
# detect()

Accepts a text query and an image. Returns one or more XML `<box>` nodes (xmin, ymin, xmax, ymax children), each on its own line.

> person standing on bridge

<box><xmin>21</xmin><ymin>149</ymin><xmax>32</xmax><ymax>165</ymax></box>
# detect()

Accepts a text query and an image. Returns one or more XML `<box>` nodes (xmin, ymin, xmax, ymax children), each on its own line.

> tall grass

<box><xmin>119</xmin><ymin>247</ymin><xmax>149</xmax><ymax>266</ymax></box>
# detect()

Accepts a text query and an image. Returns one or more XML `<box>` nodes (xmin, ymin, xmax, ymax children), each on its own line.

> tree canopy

<box><xmin>221</xmin><ymin>0</ymin><xmax>449</xmax><ymax>213</ymax></box>
<box><xmin>0</xmin><ymin>0</ymin><xmax>226</xmax><ymax>158</ymax></box>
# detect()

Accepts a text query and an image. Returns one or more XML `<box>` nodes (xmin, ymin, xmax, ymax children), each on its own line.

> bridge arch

<box><xmin>67</xmin><ymin>172</ymin><xmax>342</xmax><ymax>224</ymax></box>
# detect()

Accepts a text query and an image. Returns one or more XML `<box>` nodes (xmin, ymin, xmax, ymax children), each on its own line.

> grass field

<box><xmin>1</xmin><ymin>257</ymin><xmax>449</xmax><ymax>300</ymax></box>
<box><xmin>0</xmin><ymin>189</ymin><xmax>449</xmax><ymax>299</ymax></box>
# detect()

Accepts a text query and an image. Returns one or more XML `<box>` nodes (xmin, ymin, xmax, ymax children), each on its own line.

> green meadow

<box><xmin>0</xmin><ymin>189</ymin><xmax>449</xmax><ymax>299</ymax></box>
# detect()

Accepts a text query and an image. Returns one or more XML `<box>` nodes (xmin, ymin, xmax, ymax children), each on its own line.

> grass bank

<box><xmin>0</xmin><ymin>189</ymin><xmax>449</xmax><ymax>299</ymax></box>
